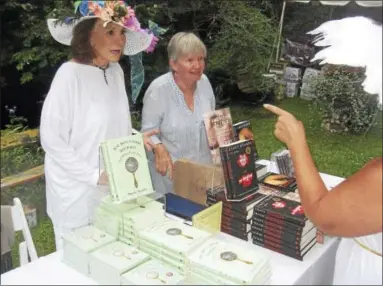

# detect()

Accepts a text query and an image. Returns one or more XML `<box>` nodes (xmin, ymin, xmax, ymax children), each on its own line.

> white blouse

<box><xmin>40</xmin><ymin>61</ymin><xmax>132</xmax><ymax>230</ymax></box>
<box><xmin>141</xmin><ymin>72</ymin><xmax>215</xmax><ymax>194</ymax></box>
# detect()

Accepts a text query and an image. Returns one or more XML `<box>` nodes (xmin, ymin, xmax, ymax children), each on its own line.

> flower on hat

<box><xmin>72</xmin><ymin>1</ymin><xmax>159</xmax><ymax>52</ymax></box>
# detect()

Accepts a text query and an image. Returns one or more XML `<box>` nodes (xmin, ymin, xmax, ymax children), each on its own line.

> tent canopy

<box><xmin>290</xmin><ymin>1</ymin><xmax>382</xmax><ymax>7</ymax></box>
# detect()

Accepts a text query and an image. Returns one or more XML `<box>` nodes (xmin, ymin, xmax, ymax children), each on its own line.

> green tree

<box><xmin>1</xmin><ymin>1</ymin><xmax>75</xmax><ymax>86</ymax></box>
<box><xmin>208</xmin><ymin>1</ymin><xmax>279</xmax><ymax>94</ymax></box>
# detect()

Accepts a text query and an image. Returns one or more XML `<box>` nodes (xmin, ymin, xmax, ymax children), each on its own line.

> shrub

<box><xmin>312</xmin><ymin>65</ymin><xmax>379</xmax><ymax>134</ymax></box>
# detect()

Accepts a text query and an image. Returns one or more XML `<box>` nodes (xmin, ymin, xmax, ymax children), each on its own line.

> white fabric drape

<box><xmin>290</xmin><ymin>0</ymin><xmax>382</xmax><ymax>7</ymax></box>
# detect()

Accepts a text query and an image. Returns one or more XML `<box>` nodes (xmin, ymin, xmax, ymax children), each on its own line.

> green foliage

<box><xmin>208</xmin><ymin>1</ymin><xmax>279</xmax><ymax>94</ymax></box>
<box><xmin>312</xmin><ymin>65</ymin><xmax>380</xmax><ymax>134</ymax></box>
<box><xmin>1</xmin><ymin>0</ymin><xmax>72</xmax><ymax>85</ymax></box>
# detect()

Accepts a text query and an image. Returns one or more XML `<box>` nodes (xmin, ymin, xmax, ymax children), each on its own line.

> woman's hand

<box><xmin>98</xmin><ymin>171</ymin><xmax>109</xmax><ymax>185</ymax></box>
<box><xmin>153</xmin><ymin>144</ymin><xmax>174</xmax><ymax>180</ymax></box>
<box><xmin>142</xmin><ymin>129</ymin><xmax>159</xmax><ymax>152</ymax></box>
<box><xmin>263</xmin><ymin>104</ymin><xmax>307</xmax><ymax>151</ymax></box>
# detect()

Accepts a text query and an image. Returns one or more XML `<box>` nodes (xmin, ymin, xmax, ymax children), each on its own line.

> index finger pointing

<box><xmin>263</xmin><ymin>104</ymin><xmax>290</xmax><ymax>117</ymax></box>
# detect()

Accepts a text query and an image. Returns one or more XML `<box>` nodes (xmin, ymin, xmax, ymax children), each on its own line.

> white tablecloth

<box><xmin>1</xmin><ymin>160</ymin><xmax>345</xmax><ymax>285</ymax></box>
<box><xmin>0</xmin><ymin>237</ymin><xmax>341</xmax><ymax>286</ymax></box>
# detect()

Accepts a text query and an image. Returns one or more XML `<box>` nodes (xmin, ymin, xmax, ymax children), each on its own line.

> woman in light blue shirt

<box><xmin>141</xmin><ymin>32</ymin><xmax>215</xmax><ymax>194</ymax></box>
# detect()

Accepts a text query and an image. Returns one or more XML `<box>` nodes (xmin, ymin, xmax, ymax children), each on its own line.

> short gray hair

<box><xmin>167</xmin><ymin>32</ymin><xmax>207</xmax><ymax>61</ymax></box>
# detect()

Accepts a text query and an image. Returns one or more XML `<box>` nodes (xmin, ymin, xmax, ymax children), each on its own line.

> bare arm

<box><xmin>291</xmin><ymin>141</ymin><xmax>382</xmax><ymax>237</ymax></box>
<box><xmin>264</xmin><ymin>104</ymin><xmax>382</xmax><ymax>237</ymax></box>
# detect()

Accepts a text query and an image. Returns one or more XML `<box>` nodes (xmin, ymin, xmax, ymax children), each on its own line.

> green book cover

<box><xmin>100</xmin><ymin>134</ymin><xmax>154</xmax><ymax>203</ymax></box>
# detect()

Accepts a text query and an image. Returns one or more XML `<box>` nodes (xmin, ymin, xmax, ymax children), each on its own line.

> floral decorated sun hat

<box><xmin>47</xmin><ymin>0</ymin><xmax>158</xmax><ymax>55</ymax></box>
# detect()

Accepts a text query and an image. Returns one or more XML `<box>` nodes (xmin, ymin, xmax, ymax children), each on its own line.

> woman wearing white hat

<box><xmin>40</xmin><ymin>0</ymin><xmax>158</xmax><ymax>249</ymax></box>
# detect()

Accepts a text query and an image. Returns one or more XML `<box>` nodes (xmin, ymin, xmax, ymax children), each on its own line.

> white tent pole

<box><xmin>276</xmin><ymin>1</ymin><xmax>287</xmax><ymax>62</ymax></box>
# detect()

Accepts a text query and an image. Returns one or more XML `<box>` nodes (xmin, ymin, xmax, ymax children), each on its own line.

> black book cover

<box><xmin>219</xmin><ymin>140</ymin><xmax>259</xmax><ymax>200</ymax></box>
<box><xmin>232</xmin><ymin>120</ymin><xmax>259</xmax><ymax>161</ymax></box>
<box><xmin>259</xmin><ymin>172</ymin><xmax>297</xmax><ymax>193</ymax></box>
<box><xmin>254</xmin><ymin>195</ymin><xmax>307</xmax><ymax>227</ymax></box>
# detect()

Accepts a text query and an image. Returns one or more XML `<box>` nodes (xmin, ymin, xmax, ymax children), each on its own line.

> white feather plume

<box><xmin>307</xmin><ymin>16</ymin><xmax>382</xmax><ymax>104</ymax></box>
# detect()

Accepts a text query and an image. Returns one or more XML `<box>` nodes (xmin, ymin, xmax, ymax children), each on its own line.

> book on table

<box><xmin>100</xmin><ymin>133</ymin><xmax>154</xmax><ymax>203</ymax></box>
<box><xmin>219</xmin><ymin>139</ymin><xmax>260</xmax><ymax>200</ymax></box>
<box><xmin>203</xmin><ymin>107</ymin><xmax>235</xmax><ymax>165</ymax></box>
<box><xmin>88</xmin><ymin>241</ymin><xmax>150</xmax><ymax>285</ymax></box>
<box><xmin>251</xmin><ymin>194</ymin><xmax>317</xmax><ymax>260</ymax></box>
<box><xmin>120</xmin><ymin>258</ymin><xmax>185</xmax><ymax>285</ymax></box>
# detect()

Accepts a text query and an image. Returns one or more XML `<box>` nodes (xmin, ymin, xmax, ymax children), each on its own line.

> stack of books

<box><xmin>62</xmin><ymin>225</ymin><xmax>116</xmax><ymax>276</ymax></box>
<box><xmin>187</xmin><ymin>237</ymin><xmax>272</xmax><ymax>285</ymax></box>
<box><xmin>137</xmin><ymin>218</ymin><xmax>212</xmax><ymax>274</ymax></box>
<box><xmin>251</xmin><ymin>193</ymin><xmax>317</xmax><ymax>260</ymax></box>
<box><xmin>121</xmin><ymin>258</ymin><xmax>185</xmax><ymax>285</ymax></box>
<box><xmin>206</xmin><ymin>185</ymin><xmax>283</xmax><ymax>241</ymax></box>
<box><xmin>88</xmin><ymin>241</ymin><xmax>150</xmax><ymax>285</ymax></box>
<box><xmin>92</xmin><ymin>195</ymin><xmax>139</xmax><ymax>239</ymax></box>
<box><xmin>120</xmin><ymin>200</ymin><xmax>166</xmax><ymax>246</ymax></box>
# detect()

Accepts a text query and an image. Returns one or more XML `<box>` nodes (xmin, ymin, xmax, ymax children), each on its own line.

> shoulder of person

<box><xmin>110</xmin><ymin>62</ymin><xmax>124</xmax><ymax>75</ymax></box>
<box><xmin>145</xmin><ymin>73</ymin><xmax>172</xmax><ymax>98</ymax></box>
<box><xmin>199</xmin><ymin>73</ymin><xmax>213</xmax><ymax>86</ymax></box>
<box><xmin>149</xmin><ymin>73</ymin><xmax>171</xmax><ymax>89</ymax></box>
<box><xmin>50</xmin><ymin>61</ymin><xmax>80</xmax><ymax>86</ymax></box>
<box><xmin>55</xmin><ymin>61</ymin><xmax>78</xmax><ymax>76</ymax></box>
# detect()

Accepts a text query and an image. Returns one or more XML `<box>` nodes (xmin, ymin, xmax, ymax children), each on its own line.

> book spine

<box><xmin>252</xmin><ymin>215</ymin><xmax>304</xmax><ymax>234</ymax></box>
<box><xmin>253</xmin><ymin>207</ymin><xmax>304</xmax><ymax>227</ymax></box>
<box><xmin>221</xmin><ymin>226</ymin><xmax>249</xmax><ymax>241</ymax></box>
<box><xmin>221</xmin><ymin>221</ymin><xmax>250</xmax><ymax>234</ymax></box>
<box><xmin>251</xmin><ymin>223</ymin><xmax>302</xmax><ymax>245</ymax></box>
<box><xmin>222</xmin><ymin>208</ymin><xmax>250</xmax><ymax>221</ymax></box>
<box><xmin>100</xmin><ymin>143</ymin><xmax>118</xmax><ymax>202</ymax></box>
<box><xmin>219</xmin><ymin>146</ymin><xmax>233</xmax><ymax>200</ymax></box>
<box><xmin>224</xmin><ymin>147</ymin><xmax>237</xmax><ymax>200</ymax></box>
<box><xmin>251</xmin><ymin>228</ymin><xmax>304</xmax><ymax>250</ymax></box>
<box><xmin>221</xmin><ymin>216</ymin><xmax>249</xmax><ymax>230</ymax></box>
<box><xmin>251</xmin><ymin>238</ymin><xmax>304</xmax><ymax>260</ymax></box>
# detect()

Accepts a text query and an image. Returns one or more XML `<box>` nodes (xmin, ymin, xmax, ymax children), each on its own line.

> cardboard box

<box><xmin>173</xmin><ymin>159</ymin><xmax>224</xmax><ymax>206</ymax></box>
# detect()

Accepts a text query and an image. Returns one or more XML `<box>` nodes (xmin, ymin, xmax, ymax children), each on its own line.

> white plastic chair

<box><xmin>11</xmin><ymin>197</ymin><xmax>38</xmax><ymax>265</ymax></box>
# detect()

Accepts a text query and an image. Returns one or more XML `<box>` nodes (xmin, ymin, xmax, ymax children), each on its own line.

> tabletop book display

<box><xmin>59</xmin><ymin>113</ymin><xmax>325</xmax><ymax>285</ymax></box>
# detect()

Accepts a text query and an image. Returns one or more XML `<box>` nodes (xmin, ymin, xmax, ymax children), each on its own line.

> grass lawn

<box><xmin>3</xmin><ymin>97</ymin><xmax>382</xmax><ymax>268</ymax></box>
<box><xmin>230</xmin><ymin>97</ymin><xmax>382</xmax><ymax>178</ymax></box>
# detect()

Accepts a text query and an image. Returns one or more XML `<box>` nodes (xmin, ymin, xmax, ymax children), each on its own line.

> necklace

<box><xmin>93</xmin><ymin>61</ymin><xmax>109</xmax><ymax>85</ymax></box>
